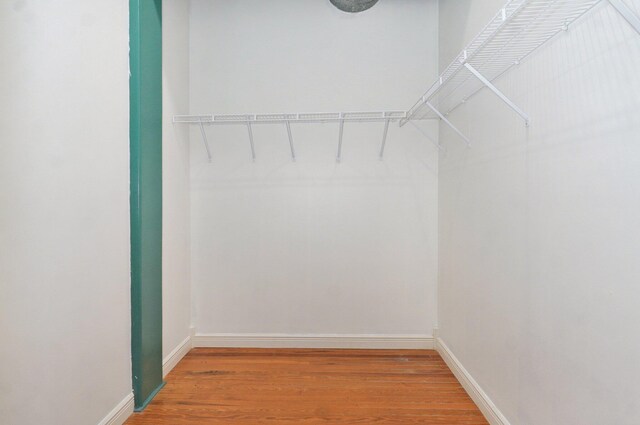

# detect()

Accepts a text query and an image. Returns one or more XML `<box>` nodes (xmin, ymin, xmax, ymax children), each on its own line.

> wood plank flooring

<box><xmin>125</xmin><ymin>348</ymin><xmax>487</xmax><ymax>424</ymax></box>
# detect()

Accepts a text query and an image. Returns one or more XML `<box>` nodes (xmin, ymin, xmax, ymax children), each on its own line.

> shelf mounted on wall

<box><xmin>400</xmin><ymin>0</ymin><xmax>640</xmax><ymax>145</ymax></box>
<box><xmin>175</xmin><ymin>0</ymin><xmax>640</xmax><ymax>162</ymax></box>
<box><xmin>173</xmin><ymin>111</ymin><xmax>411</xmax><ymax>163</ymax></box>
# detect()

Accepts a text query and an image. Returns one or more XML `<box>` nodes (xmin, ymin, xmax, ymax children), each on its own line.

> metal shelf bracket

<box><xmin>336</xmin><ymin>114</ymin><xmax>345</xmax><ymax>163</ymax></box>
<box><xmin>464</xmin><ymin>63</ymin><xmax>530</xmax><ymax>126</ymax></box>
<box><xmin>285</xmin><ymin>121</ymin><xmax>296</xmax><ymax>161</ymax></box>
<box><xmin>426</xmin><ymin>102</ymin><xmax>471</xmax><ymax>147</ymax></box>
<box><xmin>378</xmin><ymin>118</ymin><xmax>391</xmax><ymax>160</ymax></box>
<box><xmin>246</xmin><ymin>118</ymin><xmax>256</xmax><ymax>161</ymax></box>
<box><xmin>198</xmin><ymin>120</ymin><xmax>213</xmax><ymax>162</ymax></box>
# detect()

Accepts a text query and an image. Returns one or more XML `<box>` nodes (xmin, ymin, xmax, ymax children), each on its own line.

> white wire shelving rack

<box><xmin>399</xmin><ymin>0</ymin><xmax>640</xmax><ymax>144</ymax></box>
<box><xmin>175</xmin><ymin>0</ymin><xmax>640</xmax><ymax>161</ymax></box>
<box><xmin>173</xmin><ymin>111</ymin><xmax>414</xmax><ymax>162</ymax></box>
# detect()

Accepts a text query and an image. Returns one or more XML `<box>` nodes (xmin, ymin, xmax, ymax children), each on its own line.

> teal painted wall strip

<box><xmin>130</xmin><ymin>0</ymin><xmax>164</xmax><ymax>411</ymax></box>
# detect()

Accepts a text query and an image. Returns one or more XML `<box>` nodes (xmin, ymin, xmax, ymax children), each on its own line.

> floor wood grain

<box><xmin>125</xmin><ymin>348</ymin><xmax>488</xmax><ymax>424</ymax></box>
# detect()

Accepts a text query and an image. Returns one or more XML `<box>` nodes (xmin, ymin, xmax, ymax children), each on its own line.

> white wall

<box><xmin>162</xmin><ymin>0</ymin><xmax>192</xmax><ymax>365</ymax></box>
<box><xmin>0</xmin><ymin>1</ymin><xmax>132</xmax><ymax>424</ymax></box>
<box><xmin>189</xmin><ymin>0</ymin><xmax>440</xmax><ymax>339</ymax></box>
<box><xmin>438</xmin><ymin>1</ymin><xmax>640</xmax><ymax>424</ymax></box>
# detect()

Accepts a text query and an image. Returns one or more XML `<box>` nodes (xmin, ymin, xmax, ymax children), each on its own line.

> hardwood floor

<box><xmin>125</xmin><ymin>348</ymin><xmax>487</xmax><ymax>424</ymax></box>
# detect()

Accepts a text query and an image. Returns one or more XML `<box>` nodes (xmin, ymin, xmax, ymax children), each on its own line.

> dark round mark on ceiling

<box><xmin>330</xmin><ymin>0</ymin><xmax>380</xmax><ymax>13</ymax></box>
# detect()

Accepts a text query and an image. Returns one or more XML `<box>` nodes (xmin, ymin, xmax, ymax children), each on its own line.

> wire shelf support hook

<box><xmin>378</xmin><ymin>118</ymin><xmax>391</xmax><ymax>160</ymax></box>
<box><xmin>246</xmin><ymin>116</ymin><xmax>256</xmax><ymax>161</ymax></box>
<box><xmin>198</xmin><ymin>120</ymin><xmax>213</xmax><ymax>162</ymax></box>
<box><xmin>336</xmin><ymin>114</ymin><xmax>345</xmax><ymax>163</ymax></box>
<box><xmin>285</xmin><ymin>121</ymin><xmax>296</xmax><ymax>161</ymax></box>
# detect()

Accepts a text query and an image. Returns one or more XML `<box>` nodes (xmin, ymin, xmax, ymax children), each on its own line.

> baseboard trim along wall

<box><xmin>193</xmin><ymin>333</ymin><xmax>434</xmax><ymax>349</ymax></box>
<box><xmin>97</xmin><ymin>336</ymin><xmax>496</xmax><ymax>425</ymax></box>
<box><xmin>97</xmin><ymin>392</ymin><xmax>134</xmax><ymax>425</ymax></box>
<box><xmin>436</xmin><ymin>338</ymin><xmax>511</xmax><ymax>425</ymax></box>
<box><xmin>162</xmin><ymin>334</ymin><xmax>194</xmax><ymax>378</ymax></box>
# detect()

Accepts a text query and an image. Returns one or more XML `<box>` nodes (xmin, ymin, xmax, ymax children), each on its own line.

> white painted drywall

<box><xmin>189</xmin><ymin>0</ymin><xmax>440</xmax><ymax>338</ymax></box>
<box><xmin>0</xmin><ymin>1</ymin><xmax>132</xmax><ymax>425</ymax></box>
<box><xmin>162</xmin><ymin>0</ymin><xmax>192</xmax><ymax>365</ymax></box>
<box><xmin>438</xmin><ymin>1</ymin><xmax>640</xmax><ymax>424</ymax></box>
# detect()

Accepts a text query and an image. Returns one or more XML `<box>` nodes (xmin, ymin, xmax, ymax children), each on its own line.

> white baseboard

<box><xmin>163</xmin><ymin>333</ymin><xmax>193</xmax><ymax>378</ymax></box>
<box><xmin>436</xmin><ymin>338</ymin><xmax>511</xmax><ymax>425</ymax></box>
<box><xmin>97</xmin><ymin>392</ymin><xmax>134</xmax><ymax>425</ymax></box>
<box><xmin>193</xmin><ymin>333</ymin><xmax>434</xmax><ymax>349</ymax></box>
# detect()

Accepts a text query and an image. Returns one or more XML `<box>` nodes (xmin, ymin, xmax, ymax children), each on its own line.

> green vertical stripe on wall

<box><xmin>130</xmin><ymin>0</ymin><xmax>164</xmax><ymax>411</ymax></box>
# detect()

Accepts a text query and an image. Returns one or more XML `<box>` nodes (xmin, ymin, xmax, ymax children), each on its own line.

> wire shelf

<box><xmin>174</xmin><ymin>0</ymin><xmax>639</xmax><ymax>159</ymax></box>
<box><xmin>173</xmin><ymin>111</ymin><xmax>408</xmax><ymax>125</ymax></box>
<box><xmin>402</xmin><ymin>0</ymin><xmax>603</xmax><ymax>123</ymax></box>
<box><xmin>172</xmin><ymin>111</ymin><xmax>424</xmax><ymax>162</ymax></box>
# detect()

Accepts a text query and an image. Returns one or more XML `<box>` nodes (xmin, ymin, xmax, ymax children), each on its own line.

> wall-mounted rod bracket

<box><xmin>198</xmin><ymin>121</ymin><xmax>213</xmax><ymax>162</ymax></box>
<box><xmin>246</xmin><ymin>118</ymin><xmax>256</xmax><ymax>161</ymax></box>
<box><xmin>285</xmin><ymin>121</ymin><xmax>296</xmax><ymax>161</ymax></box>
<box><xmin>464</xmin><ymin>63</ymin><xmax>530</xmax><ymax>125</ymax></box>
<box><xmin>378</xmin><ymin>118</ymin><xmax>391</xmax><ymax>160</ymax></box>
<box><xmin>609</xmin><ymin>0</ymin><xmax>640</xmax><ymax>34</ymax></box>
<box><xmin>336</xmin><ymin>115</ymin><xmax>345</xmax><ymax>163</ymax></box>
<box><xmin>425</xmin><ymin>102</ymin><xmax>471</xmax><ymax>147</ymax></box>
